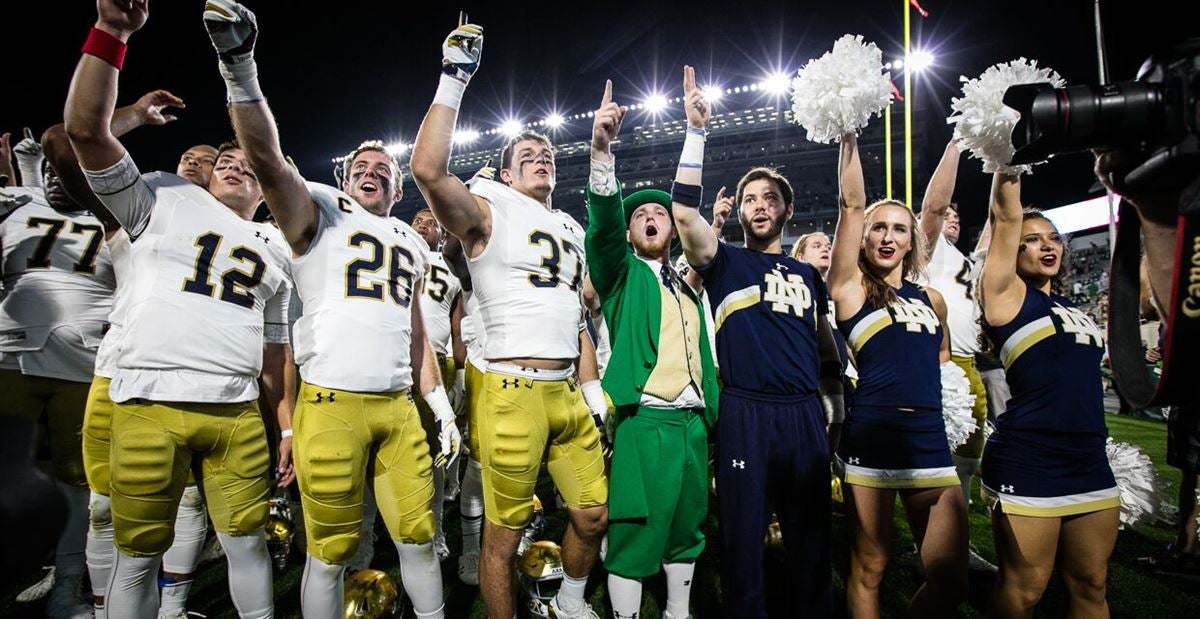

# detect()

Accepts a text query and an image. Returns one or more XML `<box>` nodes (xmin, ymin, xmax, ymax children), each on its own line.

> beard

<box><xmin>741</xmin><ymin>212</ymin><xmax>786</xmax><ymax>244</ymax></box>
<box><xmin>633</xmin><ymin>233</ymin><xmax>672</xmax><ymax>258</ymax></box>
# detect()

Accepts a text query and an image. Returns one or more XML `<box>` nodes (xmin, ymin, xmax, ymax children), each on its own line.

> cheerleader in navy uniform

<box><xmin>829</xmin><ymin>134</ymin><xmax>968</xmax><ymax>618</ymax></box>
<box><xmin>979</xmin><ymin>173</ymin><xmax>1118</xmax><ymax>617</ymax></box>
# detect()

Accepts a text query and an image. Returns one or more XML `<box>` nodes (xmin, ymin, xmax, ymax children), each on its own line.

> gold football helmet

<box><xmin>343</xmin><ymin>568</ymin><xmax>403</xmax><ymax>619</ymax></box>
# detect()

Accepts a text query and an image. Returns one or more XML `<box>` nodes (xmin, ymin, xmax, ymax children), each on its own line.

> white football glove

<box><xmin>14</xmin><ymin>129</ymin><xmax>43</xmax><ymax>189</ymax></box>
<box><xmin>441</xmin><ymin>23</ymin><xmax>483</xmax><ymax>83</ymax></box>
<box><xmin>425</xmin><ymin>386</ymin><xmax>461</xmax><ymax>468</ymax></box>
<box><xmin>203</xmin><ymin>0</ymin><xmax>259</xmax><ymax>64</ymax></box>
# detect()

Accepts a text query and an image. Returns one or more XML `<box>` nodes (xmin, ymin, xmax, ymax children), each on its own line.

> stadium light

<box><xmin>499</xmin><ymin>119</ymin><xmax>523</xmax><ymax>137</ymax></box>
<box><xmin>643</xmin><ymin>94</ymin><xmax>669</xmax><ymax>113</ymax></box>
<box><xmin>453</xmin><ymin>129</ymin><xmax>480</xmax><ymax>145</ymax></box>
<box><xmin>703</xmin><ymin>85</ymin><xmax>723</xmax><ymax>102</ymax></box>
<box><xmin>385</xmin><ymin>142</ymin><xmax>408</xmax><ymax>156</ymax></box>
<box><xmin>891</xmin><ymin>58</ymin><xmax>905</xmax><ymax>70</ymax></box>
<box><xmin>759</xmin><ymin>72</ymin><xmax>791</xmax><ymax>95</ymax></box>
<box><xmin>545</xmin><ymin>113</ymin><xmax>566</xmax><ymax>128</ymax></box>
<box><xmin>908</xmin><ymin>50</ymin><xmax>935</xmax><ymax>72</ymax></box>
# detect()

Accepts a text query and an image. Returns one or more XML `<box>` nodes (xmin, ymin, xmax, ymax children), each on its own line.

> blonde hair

<box><xmin>858</xmin><ymin>200</ymin><xmax>928</xmax><ymax>308</ymax></box>
<box><xmin>791</xmin><ymin>232</ymin><xmax>829</xmax><ymax>261</ymax></box>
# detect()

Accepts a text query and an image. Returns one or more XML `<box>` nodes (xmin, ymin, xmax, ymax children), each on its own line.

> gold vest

<box><xmin>642</xmin><ymin>282</ymin><xmax>705</xmax><ymax>401</ymax></box>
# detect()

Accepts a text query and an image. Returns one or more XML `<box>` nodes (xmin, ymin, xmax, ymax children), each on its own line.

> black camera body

<box><xmin>1006</xmin><ymin>38</ymin><xmax>1200</xmax><ymax>196</ymax></box>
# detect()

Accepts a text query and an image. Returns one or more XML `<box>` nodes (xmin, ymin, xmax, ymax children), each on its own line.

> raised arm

<box><xmin>410</xmin><ymin>21</ymin><xmax>491</xmax><ymax>255</ymax></box>
<box><xmin>45</xmin><ymin>90</ymin><xmax>183</xmax><ymax>233</ymax></box>
<box><xmin>671</xmin><ymin>65</ymin><xmax>718</xmax><ymax>268</ymax></box>
<box><xmin>979</xmin><ymin>173</ymin><xmax>1026</xmax><ymax>326</ymax></box>
<box><xmin>584</xmin><ymin>80</ymin><xmax>630</xmax><ymax>298</ymax></box>
<box><xmin>64</xmin><ymin>0</ymin><xmax>149</xmax><ymax>171</ymax></box>
<box><xmin>917</xmin><ymin>141</ymin><xmax>961</xmax><ymax>245</ymax></box>
<box><xmin>202</xmin><ymin>1</ymin><xmax>319</xmax><ymax>255</ymax></box>
<box><xmin>828</xmin><ymin>134</ymin><xmax>867</xmax><ymax>316</ymax></box>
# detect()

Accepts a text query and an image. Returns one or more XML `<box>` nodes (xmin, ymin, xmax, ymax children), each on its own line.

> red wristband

<box><xmin>81</xmin><ymin>27</ymin><xmax>127</xmax><ymax>70</ymax></box>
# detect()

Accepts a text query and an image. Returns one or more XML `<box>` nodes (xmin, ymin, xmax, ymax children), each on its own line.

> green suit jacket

<box><xmin>584</xmin><ymin>185</ymin><xmax>719</xmax><ymax>430</ymax></box>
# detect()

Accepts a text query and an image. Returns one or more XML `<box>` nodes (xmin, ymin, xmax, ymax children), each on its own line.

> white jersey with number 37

<box><xmin>83</xmin><ymin>157</ymin><xmax>292</xmax><ymax>403</ymax></box>
<box><xmin>290</xmin><ymin>183</ymin><xmax>430</xmax><ymax>392</ymax></box>
<box><xmin>468</xmin><ymin>179</ymin><xmax>585</xmax><ymax>361</ymax></box>
<box><xmin>0</xmin><ymin>190</ymin><xmax>114</xmax><ymax>382</ymax></box>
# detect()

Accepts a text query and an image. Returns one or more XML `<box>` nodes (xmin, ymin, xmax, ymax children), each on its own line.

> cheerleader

<box><xmin>828</xmin><ymin>134</ymin><xmax>968</xmax><ymax>618</ymax></box>
<box><xmin>979</xmin><ymin>173</ymin><xmax>1117</xmax><ymax>617</ymax></box>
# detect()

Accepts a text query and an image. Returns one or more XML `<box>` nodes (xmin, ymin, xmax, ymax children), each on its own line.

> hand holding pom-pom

<box><xmin>1106</xmin><ymin>438</ymin><xmax>1162</xmax><ymax>528</ymax></box>
<box><xmin>790</xmin><ymin>34</ymin><xmax>893</xmax><ymax>144</ymax></box>
<box><xmin>948</xmin><ymin>58</ymin><xmax>1065</xmax><ymax>175</ymax></box>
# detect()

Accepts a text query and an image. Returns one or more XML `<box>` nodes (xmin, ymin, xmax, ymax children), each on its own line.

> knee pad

<box><xmin>110</xmin><ymin>431</ymin><xmax>181</xmax><ymax>556</ymax></box>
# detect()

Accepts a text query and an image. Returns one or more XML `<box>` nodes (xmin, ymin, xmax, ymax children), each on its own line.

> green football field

<box><xmin>6</xmin><ymin>413</ymin><xmax>1198</xmax><ymax>617</ymax></box>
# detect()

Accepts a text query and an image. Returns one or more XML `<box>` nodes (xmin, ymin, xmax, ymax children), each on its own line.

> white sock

<box><xmin>459</xmin><ymin>458</ymin><xmax>483</xmax><ymax>556</ymax></box>
<box><xmin>216</xmin><ymin>532</ymin><xmax>273</xmax><ymax>619</ymax></box>
<box><xmin>162</xmin><ymin>485</ymin><xmax>207</xmax><ymax>574</ymax></box>
<box><xmin>300</xmin><ymin>552</ymin><xmax>345</xmax><ymax>618</ymax></box>
<box><xmin>158</xmin><ymin>578</ymin><xmax>192</xmax><ymax>618</ymax></box>
<box><xmin>55</xmin><ymin>482</ymin><xmax>90</xmax><ymax>578</ymax></box>
<box><xmin>395</xmin><ymin>541</ymin><xmax>444</xmax><ymax>617</ymax></box>
<box><xmin>555</xmin><ymin>573</ymin><xmax>589</xmax><ymax>610</ymax></box>
<box><xmin>607</xmin><ymin>573</ymin><xmax>642</xmax><ymax>618</ymax></box>
<box><xmin>86</xmin><ymin>492</ymin><xmax>115</xmax><ymax>599</ymax></box>
<box><xmin>663</xmin><ymin>562</ymin><xmax>695</xmax><ymax>618</ymax></box>
<box><xmin>953</xmin><ymin>455</ymin><xmax>980</xmax><ymax>507</ymax></box>
<box><xmin>106</xmin><ymin>550</ymin><xmax>161</xmax><ymax>619</ymax></box>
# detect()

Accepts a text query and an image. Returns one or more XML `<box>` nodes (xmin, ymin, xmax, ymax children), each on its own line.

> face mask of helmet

<box><xmin>516</xmin><ymin>540</ymin><xmax>565</xmax><ymax>618</ymax></box>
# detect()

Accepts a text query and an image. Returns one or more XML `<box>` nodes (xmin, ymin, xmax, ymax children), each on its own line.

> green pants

<box><xmin>605</xmin><ymin>406</ymin><xmax>708</xmax><ymax>579</ymax></box>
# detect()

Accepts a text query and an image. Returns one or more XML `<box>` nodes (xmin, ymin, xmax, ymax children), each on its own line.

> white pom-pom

<box><xmin>941</xmin><ymin>362</ymin><xmax>977</xmax><ymax>450</ymax></box>
<box><xmin>1105</xmin><ymin>438</ymin><xmax>1162</xmax><ymax>528</ymax></box>
<box><xmin>947</xmin><ymin>58</ymin><xmax>1065</xmax><ymax>175</ymax></box>
<box><xmin>790</xmin><ymin>34</ymin><xmax>893</xmax><ymax>144</ymax></box>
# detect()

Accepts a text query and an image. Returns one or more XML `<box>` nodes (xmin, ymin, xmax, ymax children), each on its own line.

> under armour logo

<box><xmin>501</xmin><ymin>378</ymin><xmax>520</xmax><ymax>390</ymax></box>
<box><xmin>1000</xmin><ymin>484</ymin><xmax>1014</xmax><ymax>493</ymax></box>
<box><xmin>731</xmin><ymin>459</ymin><xmax>746</xmax><ymax>469</ymax></box>
<box><xmin>394</xmin><ymin>227</ymin><xmax>402</xmax><ymax>235</ymax></box>
<box><xmin>562</xmin><ymin>222</ymin><xmax>574</xmax><ymax>233</ymax></box>
<box><xmin>848</xmin><ymin>457</ymin><xmax>861</xmax><ymax>465</ymax></box>
<box><xmin>315</xmin><ymin>391</ymin><xmax>336</xmax><ymax>403</ymax></box>
<box><xmin>254</xmin><ymin>230</ymin><xmax>270</xmax><ymax>244</ymax></box>
<box><xmin>775</xmin><ymin>262</ymin><xmax>789</xmax><ymax>271</ymax></box>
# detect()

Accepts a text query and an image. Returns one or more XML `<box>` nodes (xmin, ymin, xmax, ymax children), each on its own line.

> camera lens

<box><xmin>1007</xmin><ymin>81</ymin><xmax>1164</xmax><ymax>165</ymax></box>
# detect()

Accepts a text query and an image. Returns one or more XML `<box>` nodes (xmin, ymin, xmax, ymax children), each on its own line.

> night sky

<box><xmin>5</xmin><ymin>0</ymin><xmax>1195</xmax><ymax>229</ymax></box>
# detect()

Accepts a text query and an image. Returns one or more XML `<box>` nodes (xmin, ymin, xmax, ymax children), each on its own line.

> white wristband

<box><xmin>679</xmin><ymin>130</ymin><xmax>706</xmax><ymax>169</ymax></box>
<box><xmin>433</xmin><ymin>74</ymin><xmax>467</xmax><ymax>111</ymax></box>
<box><xmin>424</xmin><ymin>385</ymin><xmax>455</xmax><ymax>421</ymax></box>
<box><xmin>280</xmin><ymin>428</ymin><xmax>293</xmax><ymax>438</ymax></box>
<box><xmin>218</xmin><ymin>58</ymin><xmax>264</xmax><ymax>104</ymax></box>
<box><xmin>454</xmin><ymin>368</ymin><xmax>466</xmax><ymax>386</ymax></box>
<box><xmin>581</xmin><ymin>380</ymin><xmax>607</xmax><ymax>415</ymax></box>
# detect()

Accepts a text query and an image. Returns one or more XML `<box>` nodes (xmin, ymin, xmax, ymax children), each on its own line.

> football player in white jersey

<box><xmin>202</xmin><ymin>2</ymin><xmax>458</xmax><ymax>616</ymax></box>
<box><xmin>411</xmin><ymin>19</ymin><xmax>609</xmax><ymax>619</ymax></box>
<box><xmin>915</xmin><ymin>141</ymin><xmax>998</xmax><ymax>572</ymax></box>
<box><xmin>0</xmin><ymin>160</ymin><xmax>115</xmax><ymax>619</ymax></box>
<box><xmin>42</xmin><ymin>99</ymin><xmax>221</xmax><ymax>618</ymax></box>
<box><xmin>65</xmin><ymin>3</ymin><xmax>295</xmax><ymax>617</ymax></box>
<box><xmin>411</xmin><ymin>208</ymin><xmax>465</xmax><ymax>560</ymax></box>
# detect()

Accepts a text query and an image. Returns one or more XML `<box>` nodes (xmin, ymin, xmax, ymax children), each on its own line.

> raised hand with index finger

<box><xmin>683</xmin><ymin>65</ymin><xmax>710</xmax><ymax>130</ymax></box>
<box><xmin>592</xmin><ymin>79</ymin><xmax>628</xmax><ymax>155</ymax></box>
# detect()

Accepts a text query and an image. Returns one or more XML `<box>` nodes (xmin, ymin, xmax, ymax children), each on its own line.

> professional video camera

<box><xmin>1004</xmin><ymin>38</ymin><xmax>1200</xmax><ymax>408</ymax></box>
<box><xmin>1004</xmin><ymin>38</ymin><xmax>1199</xmax><ymax>193</ymax></box>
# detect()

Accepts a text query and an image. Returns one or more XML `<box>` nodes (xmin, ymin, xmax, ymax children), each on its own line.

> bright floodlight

<box><xmin>909</xmin><ymin>50</ymin><xmax>935</xmax><ymax>72</ymax></box>
<box><xmin>759</xmin><ymin>72</ymin><xmax>791</xmax><ymax>95</ymax></box>
<box><xmin>644</xmin><ymin>94</ymin><xmax>669</xmax><ymax>113</ymax></box>
<box><xmin>499</xmin><ymin>119</ymin><xmax>523</xmax><ymax>138</ymax></box>
<box><xmin>385</xmin><ymin>142</ymin><xmax>408</xmax><ymax>156</ymax></box>
<box><xmin>891</xmin><ymin>58</ymin><xmax>904</xmax><ymax>70</ymax></box>
<box><xmin>702</xmin><ymin>86</ymin><xmax>723</xmax><ymax>102</ymax></box>
<box><xmin>545</xmin><ymin>113</ymin><xmax>565</xmax><ymax>128</ymax></box>
<box><xmin>453</xmin><ymin>129</ymin><xmax>480</xmax><ymax>145</ymax></box>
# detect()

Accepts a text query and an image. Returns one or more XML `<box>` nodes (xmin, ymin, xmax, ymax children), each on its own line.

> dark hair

<box><xmin>216</xmin><ymin>140</ymin><xmax>241</xmax><ymax>158</ymax></box>
<box><xmin>858</xmin><ymin>199</ymin><xmax>928</xmax><ymax>309</ymax></box>
<box><xmin>735</xmin><ymin>167</ymin><xmax>794</xmax><ymax>208</ymax></box>
<box><xmin>343</xmin><ymin>140</ymin><xmax>403</xmax><ymax>190</ymax></box>
<box><xmin>499</xmin><ymin>131</ymin><xmax>554</xmax><ymax>171</ymax></box>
